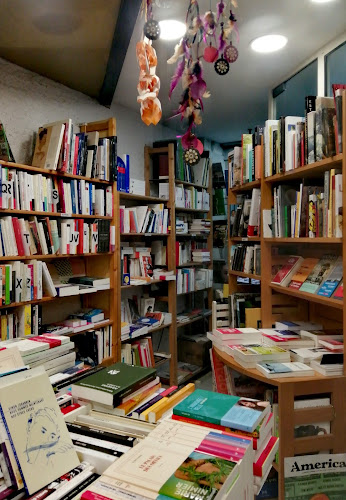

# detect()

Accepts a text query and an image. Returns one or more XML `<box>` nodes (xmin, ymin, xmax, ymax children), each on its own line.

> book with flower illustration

<box><xmin>157</xmin><ymin>451</ymin><xmax>239</xmax><ymax>500</ymax></box>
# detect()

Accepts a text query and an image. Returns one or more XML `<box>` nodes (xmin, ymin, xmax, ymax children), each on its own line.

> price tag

<box><xmin>61</xmin><ymin>213</ymin><xmax>72</xmax><ymax>218</ymax></box>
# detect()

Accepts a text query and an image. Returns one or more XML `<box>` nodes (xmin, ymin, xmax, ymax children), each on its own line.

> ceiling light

<box><xmin>159</xmin><ymin>20</ymin><xmax>186</xmax><ymax>41</ymax></box>
<box><xmin>251</xmin><ymin>35</ymin><xmax>288</xmax><ymax>53</ymax></box>
<box><xmin>311</xmin><ymin>0</ymin><xmax>335</xmax><ymax>3</ymax></box>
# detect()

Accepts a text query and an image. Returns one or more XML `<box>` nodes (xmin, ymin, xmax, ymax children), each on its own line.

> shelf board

<box><xmin>230</xmin><ymin>180</ymin><xmax>261</xmax><ymax>193</ymax></box>
<box><xmin>177</xmin><ymin>287</ymin><xmax>212</xmax><ymax>296</ymax></box>
<box><xmin>0</xmin><ymin>252</ymin><xmax>112</xmax><ymax>261</ymax></box>
<box><xmin>176</xmin><ymin>262</ymin><xmax>211</xmax><ymax>268</ymax></box>
<box><xmin>0</xmin><ymin>160</ymin><xmax>113</xmax><ymax>185</ymax></box>
<box><xmin>121</xmin><ymin>279</ymin><xmax>164</xmax><ymax>289</ymax></box>
<box><xmin>264</xmin><ymin>154</ymin><xmax>343</xmax><ymax>183</ymax></box>
<box><xmin>0</xmin><ymin>208</ymin><xmax>112</xmax><ymax>219</ymax></box>
<box><xmin>66</xmin><ymin>320</ymin><xmax>113</xmax><ymax>337</ymax></box>
<box><xmin>147</xmin><ymin>147</ymin><xmax>169</xmax><ymax>154</ymax></box>
<box><xmin>229</xmin><ymin>270</ymin><xmax>261</xmax><ymax>280</ymax></box>
<box><xmin>175</xmin><ymin>179</ymin><xmax>208</xmax><ymax>189</ymax></box>
<box><xmin>119</xmin><ymin>193</ymin><xmax>168</xmax><ymax>203</ymax></box>
<box><xmin>230</xmin><ymin>236</ymin><xmax>261</xmax><ymax>242</ymax></box>
<box><xmin>122</xmin><ymin>322</ymin><xmax>172</xmax><ymax>342</ymax></box>
<box><xmin>121</xmin><ymin>233</ymin><xmax>169</xmax><ymax>237</ymax></box>
<box><xmin>177</xmin><ymin>312</ymin><xmax>212</xmax><ymax>328</ymax></box>
<box><xmin>177</xmin><ymin>366</ymin><xmax>211</xmax><ymax>386</ymax></box>
<box><xmin>270</xmin><ymin>284</ymin><xmax>343</xmax><ymax>309</ymax></box>
<box><xmin>176</xmin><ymin>233</ymin><xmax>209</xmax><ymax>239</ymax></box>
<box><xmin>175</xmin><ymin>207</ymin><xmax>209</xmax><ymax>213</ymax></box>
<box><xmin>155</xmin><ymin>356</ymin><xmax>171</xmax><ymax>368</ymax></box>
<box><xmin>264</xmin><ymin>237</ymin><xmax>342</xmax><ymax>244</ymax></box>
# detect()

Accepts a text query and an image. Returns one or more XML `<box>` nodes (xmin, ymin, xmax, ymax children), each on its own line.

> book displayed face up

<box><xmin>0</xmin><ymin>366</ymin><xmax>79</xmax><ymax>494</ymax></box>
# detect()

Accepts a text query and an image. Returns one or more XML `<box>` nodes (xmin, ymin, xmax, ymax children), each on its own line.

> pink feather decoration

<box><xmin>169</xmin><ymin>57</ymin><xmax>186</xmax><ymax>98</ymax></box>
<box><xmin>217</xmin><ymin>2</ymin><xmax>225</xmax><ymax>22</ymax></box>
<box><xmin>218</xmin><ymin>31</ymin><xmax>226</xmax><ymax>53</ymax></box>
<box><xmin>190</xmin><ymin>79</ymin><xmax>207</xmax><ymax>100</ymax></box>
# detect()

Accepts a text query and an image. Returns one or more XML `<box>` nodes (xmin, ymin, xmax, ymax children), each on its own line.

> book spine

<box><xmin>66</xmin><ymin>423</ymin><xmax>135</xmax><ymax>447</ymax></box>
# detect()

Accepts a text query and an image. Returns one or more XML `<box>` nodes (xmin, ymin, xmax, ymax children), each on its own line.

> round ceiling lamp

<box><xmin>158</xmin><ymin>20</ymin><xmax>186</xmax><ymax>40</ymax></box>
<box><xmin>251</xmin><ymin>34</ymin><xmax>288</xmax><ymax>53</ymax></box>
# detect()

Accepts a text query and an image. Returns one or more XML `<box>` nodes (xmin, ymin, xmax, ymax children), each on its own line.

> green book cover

<box><xmin>173</xmin><ymin>389</ymin><xmax>269</xmax><ymax>433</ymax></box>
<box><xmin>71</xmin><ymin>362</ymin><xmax>156</xmax><ymax>407</ymax></box>
<box><xmin>158</xmin><ymin>451</ymin><xmax>237</xmax><ymax>500</ymax></box>
<box><xmin>5</xmin><ymin>265</ymin><xmax>11</xmax><ymax>305</ymax></box>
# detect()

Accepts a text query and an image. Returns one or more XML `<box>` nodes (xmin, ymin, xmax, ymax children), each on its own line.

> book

<box><xmin>271</xmin><ymin>256</ymin><xmax>304</xmax><ymax>287</ymax></box>
<box><xmin>299</xmin><ymin>254</ymin><xmax>337</xmax><ymax>293</ymax></box>
<box><xmin>231</xmin><ymin>345</ymin><xmax>290</xmax><ymax>368</ymax></box>
<box><xmin>71</xmin><ymin>362</ymin><xmax>156</xmax><ymax>407</ymax></box>
<box><xmin>299</xmin><ymin>329</ymin><xmax>343</xmax><ymax>347</ymax></box>
<box><xmin>256</xmin><ymin>361</ymin><xmax>314</xmax><ymax>378</ymax></box>
<box><xmin>173</xmin><ymin>389</ymin><xmax>270</xmax><ymax>433</ymax></box>
<box><xmin>32</xmin><ymin>124</ymin><xmax>65</xmax><ymax>170</ymax></box>
<box><xmin>0</xmin><ymin>366</ymin><xmax>79</xmax><ymax>494</ymax></box>
<box><xmin>317</xmin><ymin>255</ymin><xmax>343</xmax><ymax>297</ymax></box>
<box><xmin>288</xmin><ymin>258</ymin><xmax>319</xmax><ymax>290</ymax></box>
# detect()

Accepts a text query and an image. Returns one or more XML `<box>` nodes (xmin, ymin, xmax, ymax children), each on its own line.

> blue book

<box><xmin>89</xmin><ymin>183</ymin><xmax>93</xmax><ymax>215</ymax></box>
<box><xmin>70</xmin><ymin>181</ymin><xmax>76</xmax><ymax>214</ymax></box>
<box><xmin>116</xmin><ymin>155</ymin><xmax>130</xmax><ymax>193</ymax></box>
<box><xmin>317</xmin><ymin>257</ymin><xmax>343</xmax><ymax>298</ymax></box>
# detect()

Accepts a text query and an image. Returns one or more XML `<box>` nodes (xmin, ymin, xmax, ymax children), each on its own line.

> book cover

<box><xmin>300</xmin><ymin>254</ymin><xmax>337</xmax><ymax>294</ymax></box>
<box><xmin>288</xmin><ymin>258</ymin><xmax>319</xmax><ymax>290</ymax></box>
<box><xmin>271</xmin><ymin>256</ymin><xmax>303</xmax><ymax>287</ymax></box>
<box><xmin>256</xmin><ymin>361</ymin><xmax>313</xmax><ymax>378</ymax></box>
<box><xmin>317</xmin><ymin>256</ymin><xmax>343</xmax><ymax>297</ymax></box>
<box><xmin>71</xmin><ymin>362</ymin><xmax>156</xmax><ymax>407</ymax></box>
<box><xmin>333</xmin><ymin>280</ymin><xmax>343</xmax><ymax>300</ymax></box>
<box><xmin>158</xmin><ymin>451</ymin><xmax>237</xmax><ymax>500</ymax></box>
<box><xmin>0</xmin><ymin>366</ymin><xmax>79</xmax><ymax>494</ymax></box>
<box><xmin>173</xmin><ymin>389</ymin><xmax>269</xmax><ymax>433</ymax></box>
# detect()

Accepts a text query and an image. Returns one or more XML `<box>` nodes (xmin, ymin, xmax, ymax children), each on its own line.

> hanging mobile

<box><xmin>224</xmin><ymin>41</ymin><xmax>238</xmax><ymax>63</ymax></box>
<box><xmin>143</xmin><ymin>19</ymin><xmax>160</xmax><ymax>40</ymax></box>
<box><xmin>214</xmin><ymin>55</ymin><xmax>229</xmax><ymax>75</ymax></box>
<box><xmin>183</xmin><ymin>147</ymin><xmax>201</xmax><ymax>166</ymax></box>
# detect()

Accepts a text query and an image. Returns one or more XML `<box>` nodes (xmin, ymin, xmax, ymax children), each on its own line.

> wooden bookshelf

<box><xmin>226</xmin><ymin>94</ymin><xmax>346</xmax><ymax>499</ymax></box>
<box><xmin>0</xmin><ymin>118</ymin><xmax>118</xmax><ymax>366</ymax></box>
<box><xmin>229</xmin><ymin>270</ymin><xmax>261</xmax><ymax>280</ymax></box>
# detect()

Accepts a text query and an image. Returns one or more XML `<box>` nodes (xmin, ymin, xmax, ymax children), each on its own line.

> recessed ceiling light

<box><xmin>311</xmin><ymin>0</ymin><xmax>335</xmax><ymax>3</ymax></box>
<box><xmin>159</xmin><ymin>20</ymin><xmax>186</xmax><ymax>40</ymax></box>
<box><xmin>251</xmin><ymin>34</ymin><xmax>288</xmax><ymax>53</ymax></box>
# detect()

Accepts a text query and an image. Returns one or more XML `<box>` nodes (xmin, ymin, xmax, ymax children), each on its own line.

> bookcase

<box><xmin>225</xmin><ymin>93</ymin><xmax>346</xmax><ymax>499</ymax></box>
<box><xmin>125</xmin><ymin>143</ymin><xmax>213</xmax><ymax>385</ymax></box>
<box><xmin>0</xmin><ymin>117</ymin><xmax>118</xmax><ymax>365</ymax></box>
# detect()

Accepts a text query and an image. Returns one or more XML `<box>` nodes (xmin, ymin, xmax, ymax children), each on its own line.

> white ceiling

<box><xmin>113</xmin><ymin>0</ymin><xmax>346</xmax><ymax>144</ymax></box>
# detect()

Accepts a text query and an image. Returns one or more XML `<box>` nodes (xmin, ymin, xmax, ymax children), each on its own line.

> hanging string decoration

<box><xmin>136</xmin><ymin>1</ymin><xmax>162</xmax><ymax>126</ymax></box>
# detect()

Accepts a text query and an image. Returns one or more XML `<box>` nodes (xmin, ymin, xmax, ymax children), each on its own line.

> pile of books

<box><xmin>230</xmin><ymin>188</ymin><xmax>261</xmax><ymax>237</ymax></box>
<box><xmin>119</xmin><ymin>203</ymin><xmax>169</xmax><ymax>234</ymax></box>
<box><xmin>32</xmin><ymin>118</ymin><xmax>117</xmax><ymax>180</ymax></box>
<box><xmin>189</xmin><ymin>218</ymin><xmax>211</xmax><ymax>234</ymax></box>
<box><xmin>230</xmin><ymin>243</ymin><xmax>261</xmax><ymax>275</ymax></box>
<box><xmin>0</xmin><ymin>165</ymin><xmax>113</xmax><ymax>216</ymax></box>
<box><xmin>228</xmin><ymin>126</ymin><xmax>263</xmax><ymax>186</ymax></box>
<box><xmin>175</xmin><ymin>185</ymin><xmax>210</xmax><ymax>210</ymax></box>
<box><xmin>192</xmin><ymin>248</ymin><xmax>210</xmax><ymax>263</ymax></box>
<box><xmin>271</xmin><ymin>253</ymin><xmax>343</xmax><ymax>299</ymax></box>
<box><xmin>265</xmin><ymin>171</ymin><xmax>343</xmax><ymax>239</ymax></box>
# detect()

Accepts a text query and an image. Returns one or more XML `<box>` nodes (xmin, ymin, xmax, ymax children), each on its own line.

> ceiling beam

<box><xmin>98</xmin><ymin>0</ymin><xmax>142</xmax><ymax>107</ymax></box>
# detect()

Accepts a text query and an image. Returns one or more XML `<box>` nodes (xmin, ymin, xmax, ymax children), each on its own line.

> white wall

<box><xmin>0</xmin><ymin>57</ymin><xmax>173</xmax><ymax>180</ymax></box>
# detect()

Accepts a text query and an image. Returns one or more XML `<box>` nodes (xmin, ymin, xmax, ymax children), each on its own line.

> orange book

<box><xmin>288</xmin><ymin>257</ymin><xmax>319</xmax><ymax>290</ymax></box>
<box><xmin>254</xmin><ymin>145</ymin><xmax>263</xmax><ymax>180</ymax></box>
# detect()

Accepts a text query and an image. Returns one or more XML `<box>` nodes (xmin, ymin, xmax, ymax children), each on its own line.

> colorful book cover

<box><xmin>333</xmin><ymin>280</ymin><xmax>343</xmax><ymax>300</ymax></box>
<box><xmin>173</xmin><ymin>389</ymin><xmax>269</xmax><ymax>433</ymax></box>
<box><xmin>288</xmin><ymin>258</ymin><xmax>319</xmax><ymax>290</ymax></box>
<box><xmin>317</xmin><ymin>256</ymin><xmax>343</xmax><ymax>297</ymax></box>
<box><xmin>158</xmin><ymin>451</ymin><xmax>237</xmax><ymax>500</ymax></box>
<box><xmin>300</xmin><ymin>254</ymin><xmax>337</xmax><ymax>294</ymax></box>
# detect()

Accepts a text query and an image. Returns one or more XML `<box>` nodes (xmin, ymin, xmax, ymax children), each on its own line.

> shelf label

<box><xmin>61</xmin><ymin>213</ymin><xmax>72</xmax><ymax>218</ymax></box>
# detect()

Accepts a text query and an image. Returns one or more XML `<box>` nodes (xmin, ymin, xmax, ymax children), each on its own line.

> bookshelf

<box><xmin>0</xmin><ymin>117</ymin><xmax>117</xmax><ymax>367</ymax></box>
<box><xmin>226</xmin><ymin>93</ymin><xmax>346</xmax><ymax>499</ymax></box>
<box><xmin>141</xmin><ymin>143</ymin><xmax>213</xmax><ymax>385</ymax></box>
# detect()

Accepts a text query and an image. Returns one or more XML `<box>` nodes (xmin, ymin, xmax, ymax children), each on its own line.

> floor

<box><xmin>194</xmin><ymin>370</ymin><xmax>213</xmax><ymax>391</ymax></box>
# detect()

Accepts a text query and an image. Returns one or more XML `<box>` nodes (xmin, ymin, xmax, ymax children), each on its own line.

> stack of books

<box><xmin>189</xmin><ymin>218</ymin><xmax>211</xmax><ymax>234</ymax></box>
<box><xmin>208</xmin><ymin>327</ymin><xmax>263</xmax><ymax>350</ymax></box>
<box><xmin>230</xmin><ymin>243</ymin><xmax>261</xmax><ymax>275</ymax></box>
<box><xmin>32</xmin><ymin>118</ymin><xmax>116</xmax><ymax>180</ymax></box>
<box><xmin>192</xmin><ymin>248</ymin><xmax>210</xmax><ymax>262</ymax></box>
<box><xmin>230</xmin><ymin>188</ymin><xmax>261</xmax><ymax>238</ymax></box>
<box><xmin>228</xmin><ymin>126</ymin><xmax>263</xmax><ymax>187</ymax></box>
<box><xmin>119</xmin><ymin>203</ymin><xmax>169</xmax><ymax>234</ymax></box>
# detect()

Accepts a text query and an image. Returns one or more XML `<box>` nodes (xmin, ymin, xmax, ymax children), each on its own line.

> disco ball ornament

<box><xmin>224</xmin><ymin>43</ymin><xmax>238</xmax><ymax>63</ymax></box>
<box><xmin>144</xmin><ymin>19</ymin><xmax>160</xmax><ymax>40</ymax></box>
<box><xmin>214</xmin><ymin>57</ymin><xmax>229</xmax><ymax>75</ymax></box>
<box><xmin>183</xmin><ymin>147</ymin><xmax>201</xmax><ymax>166</ymax></box>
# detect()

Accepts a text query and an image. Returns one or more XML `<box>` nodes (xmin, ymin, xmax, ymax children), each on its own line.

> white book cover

<box><xmin>0</xmin><ymin>366</ymin><xmax>79</xmax><ymax>494</ymax></box>
<box><xmin>285</xmin><ymin>116</ymin><xmax>304</xmax><ymax>171</ymax></box>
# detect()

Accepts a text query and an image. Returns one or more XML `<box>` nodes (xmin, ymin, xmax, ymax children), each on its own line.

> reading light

<box><xmin>251</xmin><ymin>34</ymin><xmax>288</xmax><ymax>53</ymax></box>
<box><xmin>159</xmin><ymin>20</ymin><xmax>186</xmax><ymax>40</ymax></box>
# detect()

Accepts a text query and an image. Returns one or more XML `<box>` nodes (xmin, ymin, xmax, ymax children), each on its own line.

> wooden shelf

<box><xmin>264</xmin><ymin>154</ymin><xmax>343</xmax><ymax>183</ymax></box>
<box><xmin>272</xmin><ymin>461</ymin><xmax>279</xmax><ymax>473</ymax></box>
<box><xmin>122</xmin><ymin>323</ymin><xmax>171</xmax><ymax>342</ymax></box>
<box><xmin>0</xmin><ymin>296</ymin><xmax>55</xmax><ymax>310</ymax></box>
<box><xmin>264</xmin><ymin>237</ymin><xmax>342</xmax><ymax>244</ymax></box>
<box><xmin>0</xmin><ymin>208</ymin><xmax>112</xmax><ymax>219</ymax></box>
<box><xmin>229</xmin><ymin>270</ymin><xmax>261</xmax><ymax>280</ymax></box>
<box><xmin>120</xmin><ymin>233</ymin><xmax>169</xmax><ymax>237</ymax></box>
<box><xmin>119</xmin><ymin>192</ymin><xmax>168</xmax><ymax>203</ymax></box>
<box><xmin>121</xmin><ymin>279</ymin><xmax>164</xmax><ymax>289</ymax></box>
<box><xmin>175</xmin><ymin>179</ymin><xmax>208</xmax><ymax>189</ymax></box>
<box><xmin>177</xmin><ymin>312</ymin><xmax>212</xmax><ymax>328</ymax></box>
<box><xmin>270</xmin><ymin>283</ymin><xmax>343</xmax><ymax>309</ymax></box>
<box><xmin>147</xmin><ymin>147</ymin><xmax>169</xmax><ymax>154</ymax></box>
<box><xmin>0</xmin><ymin>252</ymin><xmax>112</xmax><ymax>261</ymax></box>
<box><xmin>230</xmin><ymin>236</ymin><xmax>261</xmax><ymax>242</ymax></box>
<box><xmin>176</xmin><ymin>262</ymin><xmax>210</xmax><ymax>268</ymax></box>
<box><xmin>230</xmin><ymin>180</ymin><xmax>261</xmax><ymax>193</ymax></box>
<box><xmin>175</xmin><ymin>207</ymin><xmax>209</xmax><ymax>213</ymax></box>
<box><xmin>0</xmin><ymin>160</ymin><xmax>113</xmax><ymax>185</ymax></box>
<box><xmin>176</xmin><ymin>233</ymin><xmax>209</xmax><ymax>239</ymax></box>
<box><xmin>177</xmin><ymin>287</ymin><xmax>212</xmax><ymax>296</ymax></box>
<box><xmin>66</xmin><ymin>320</ymin><xmax>113</xmax><ymax>337</ymax></box>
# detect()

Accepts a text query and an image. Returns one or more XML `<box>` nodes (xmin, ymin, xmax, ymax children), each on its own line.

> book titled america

<box><xmin>173</xmin><ymin>389</ymin><xmax>270</xmax><ymax>433</ymax></box>
<box><xmin>71</xmin><ymin>362</ymin><xmax>156</xmax><ymax>407</ymax></box>
<box><xmin>0</xmin><ymin>366</ymin><xmax>79</xmax><ymax>494</ymax></box>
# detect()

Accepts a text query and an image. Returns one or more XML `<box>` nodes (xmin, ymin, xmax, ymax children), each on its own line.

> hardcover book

<box><xmin>317</xmin><ymin>256</ymin><xmax>343</xmax><ymax>297</ymax></box>
<box><xmin>0</xmin><ymin>366</ymin><xmax>79</xmax><ymax>494</ymax></box>
<box><xmin>173</xmin><ymin>389</ymin><xmax>270</xmax><ymax>433</ymax></box>
<box><xmin>299</xmin><ymin>254</ymin><xmax>337</xmax><ymax>294</ymax></box>
<box><xmin>71</xmin><ymin>362</ymin><xmax>156</xmax><ymax>407</ymax></box>
<box><xmin>288</xmin><ymin>258</ymin><xmax>319</xmax><ymax>290</ymax></box>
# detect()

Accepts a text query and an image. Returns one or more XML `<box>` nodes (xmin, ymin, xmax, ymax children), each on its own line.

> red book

<box><xmin>334</xmin><ymin>281</ymin><xmax>343</xmax><ymax>299</ymax></box>
<box><xmin>253</xmin><ymin>436</ymin><xmax>279</xmax><ymax>476</ymax></box>
<box><xmin>210</xmin><ymin>348</ymin><xmax>229</xmax><ymax>395</ymax></box>
<box><xmin>271</xmin><ymin>256</ymin><xmax>303</xmax><ymax>287</ymax></box>
<box><xmin>30</xmin><ymin>336</ymin><xmax>61</xmax><ymax>348</ymax></box>
<box><xmin>11</xmin><ymin>217</ymin><xmax>25</xmax><ymax>256</ymax></box>
<box><xmin>77</xmin><ymin>218</ymin><xmax>84</xmax><ymax>254</ymax></box>
<box><xmin>45</xmin><ymin>217</ymin><xmax>54</xmax><ymax>252</ymax></box>
<box><xmin>73</xmin><ymin>135</ymin><xmax>80</xmax><ymax>175</ymax></box>
<box><xmin>61</xmin><ymin>404</ymin><xmax>81</xmax><ymax>415</ymax></box>
<box><xmin>129</xmin><ymin>210</ymin><xmax>137</xmax><ymax>233</ymax></box>
<box><xmin>58</xmin><ymin>179</ymin><xmax>66</xmax><ymax>213</ymax></box>
<box><xmin>175</xmin><ymin>241</ymin><xmax>180</xmax><ymax>267</ymax></box>
<box><xmin>29</xmin><ymin>220</ymin><xmax>42</xmax><ymax>255</ymax></box>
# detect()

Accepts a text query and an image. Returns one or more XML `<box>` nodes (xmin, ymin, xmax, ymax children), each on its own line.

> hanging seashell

<box><xmin>144</xmin><ymin>19</ymin><xmax>160</xmax><ymax>40</ymax></box>
<box><xmin>214</xmin><ymin>56</ymin><xmax>229</xmax><ymax>75</ymax></box>
<box><xmin>224</xmin><ymin>43</ymin><xmax>238</xmax><ymax>63</ymax></box>
<box><xmin>183</xmin><ymin>147</ymin><xmax>201</xmax><ymax>166</ymax></box>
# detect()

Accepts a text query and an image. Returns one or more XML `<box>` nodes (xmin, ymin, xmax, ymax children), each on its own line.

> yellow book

<box><xmin>1</xmin><ymin>315</ymin><xmax>7</xmax><ymax>341</ymax></box>
<box><xmin>294</xmin><ymin>190</ymin><xmax>301</xmax><ymax>237</ymax></box>
<box><xmin>114</xmin><ymin>382</ymin><xmax>161</xmax><ymax>417</ymax></box>
<box><xmin>140</xmin><ymin>396</ymin><xmax>168</xmax><ymax>421</ymax></box>
<box><xmin>18</xmin><ymin>304</ymin><xmax>32</xmax><ymax>337</ymax></box>
<box><xmin>328</xmin><ymin>169</ymin><xmax>334</xmax><ymax>238</ymax></box>
<box><xmin>148</xmin><ymin>383</ymin><xmax>195</xmax><ymax>423</ymax></box>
